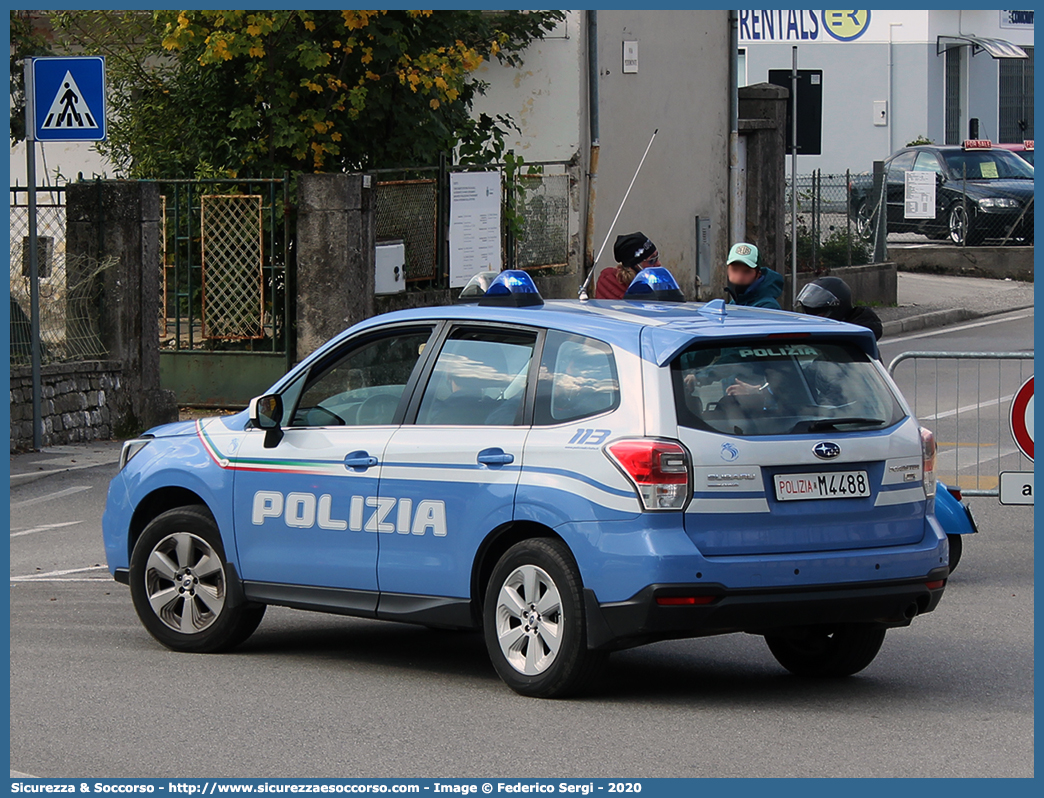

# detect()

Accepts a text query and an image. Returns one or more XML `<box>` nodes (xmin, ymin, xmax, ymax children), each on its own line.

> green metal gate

<box><xmin>156</xmin><ymin>177</ymin><xmax>292</xmax><ymax>407</ymax></box>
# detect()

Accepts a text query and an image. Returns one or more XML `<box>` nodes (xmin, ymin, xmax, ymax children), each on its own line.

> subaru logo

<box><xmin>813</xmin><ymin>441</ymin><xmax>841</xmax><ymax>460</ymax></box>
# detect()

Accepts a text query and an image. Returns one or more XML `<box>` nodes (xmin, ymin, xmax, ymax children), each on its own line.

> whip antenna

<box><xmin>579</xmin><ymin>128</ymin><xmax>659</xmax><ymax>299</ymax></box>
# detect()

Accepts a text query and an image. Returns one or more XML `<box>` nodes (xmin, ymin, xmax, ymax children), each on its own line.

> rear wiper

<box><xmin>806</xmin><ymin>417</ymin><xmax>886</xmax><ymax>432</ymax></box>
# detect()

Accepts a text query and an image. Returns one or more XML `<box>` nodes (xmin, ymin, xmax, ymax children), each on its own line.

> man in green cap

<box><xmin>724</xmin><ymin>242</ymin><xmax>783</xmax><ymax>310</ymax></box>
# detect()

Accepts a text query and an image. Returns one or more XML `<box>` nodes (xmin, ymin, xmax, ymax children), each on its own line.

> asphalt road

<box><xmin>9</xmin><ymin>311</ymin><xmax>1034</xmax><ymax>778</ymax></box>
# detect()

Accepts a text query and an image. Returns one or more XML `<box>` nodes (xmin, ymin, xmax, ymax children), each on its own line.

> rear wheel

<box><xmin>483</xmin><ymin>538</ymin><xmax>605</xmax><ymax>698</ymax></box>
<box><xmin>765</xmin><ymin>625</ymin><xmax>886</xmax><ymax>677</ymax></box>
<box><xmin>947</xmin><ymin>533</ymin><xmax>964</xmax><ymax>573</ymax></box>
<box><xmin>129</xmin><ymin>506</ymin><xmax>265</xmax><ymax>653</ymax></box>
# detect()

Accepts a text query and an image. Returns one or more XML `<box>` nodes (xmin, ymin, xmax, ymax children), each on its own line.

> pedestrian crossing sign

<box><xmin>30</xmin><ymin>56</ymin><xmax>106</xmax><ymax>142</ymax></box>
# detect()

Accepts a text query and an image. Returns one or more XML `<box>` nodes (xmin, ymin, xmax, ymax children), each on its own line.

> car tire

<box><xmin>129</xmin><ymin>506</ymin><xmax>265</xmax><ymax>653</ymax></box>
<box><xmin>947</xmin><ymin>533</ymin><xmax>964</xmax><ymax>574</ymax></box>
<box><xmin>855</xmin><ymin>201</ymin><xmax>876</xmax><ymax>239</ymax></box>
<box><xmin>483</xmin><ymin>538</ymin><xmax>606</xmax><ymax>698</ymax></box>
<box><xmin>765</xmin><ymin>625</ymin><xmax>886</xmax><ymax>677</ymax></box>
<box><xmin>948</xmin><ymin>204</ymin><xmax>984</xmax><ymax>246</ymax></box>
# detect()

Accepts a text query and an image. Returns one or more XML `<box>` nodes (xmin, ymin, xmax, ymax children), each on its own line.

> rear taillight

<box><xmin>606</xmin><ymin>439</ymin><xmax>691</xmax><ymax>511</ymax></box>
<box><xmin>920</xmin><ymin>427</ymin><xmax>937</xmax><ymax>498</ymax></box>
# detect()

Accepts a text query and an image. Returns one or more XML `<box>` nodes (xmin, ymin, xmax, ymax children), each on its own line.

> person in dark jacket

<box><xmin>796</xmin><ymin>276</ymin><xmax>884</xmax><ymax>340</ymax></box>
<box><xmin>595</xmin><ymin>231</ymin><xmax>660</xmax><ymax>299</ymax></box>
<box><xmin>724</xmin><ymin>242</ymin><xmax>783</xmax><ymax>310</ymax></box>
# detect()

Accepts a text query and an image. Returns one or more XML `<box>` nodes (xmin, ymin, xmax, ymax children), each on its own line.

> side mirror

<box><xmin>250</xmin><ymin>394</ymin><xmax>283</xmax><ymax>447</ymax></box>
<box><xmin>250</xmin><ymin>394</ymin><xmax>283</xmax><ymax>429</ymax></box>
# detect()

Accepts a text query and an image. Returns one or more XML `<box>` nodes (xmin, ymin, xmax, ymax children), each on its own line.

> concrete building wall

<box><xmin>474</xmin><ymin>10</ymin><xmax>733</xmax><ymax>297</ymax></box>
<box><xmin>470</xmin><ymin>12</ymin><xmax>585</xmax><ymax>163</ymax></box>
<box><xmin>592</xmin><ymin>10</ymin><xmax>730</xmax><ymax>297</ymax></box>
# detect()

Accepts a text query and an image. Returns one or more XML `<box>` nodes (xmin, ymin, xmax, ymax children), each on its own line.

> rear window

<box><xmin>672</xmin><ymin>340</ymin><xmax>904</xmax><ymax>437</ymax></box>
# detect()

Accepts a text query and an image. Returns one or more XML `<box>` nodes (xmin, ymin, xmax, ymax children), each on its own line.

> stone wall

<box><xmin>890</xmin><ymin>246</ymin><xmax>1033</xmax><ymax>282</ymax></box>
<box><xmin>782</xmin><ymin>263</ymin><xmax>898</xmax><ymax>312</ymax></box>
<box><xmin>65</xmin><ymin>180</ymin><xmax>177</xmax><ymax>435</ymax></box>
<box><xmin>10</xmin><ymin>361</ymin><xmax>122</xmax><ymax>452</ymax></box>
<box><xmin>295</xmin><ymin>173</ymin><xmax>375</xmax><ymax>362</ymax></box>
<box><xmin>738</xmin><ymin>83</ymin><xmax>788</xmax><ymax>300</ymax></box>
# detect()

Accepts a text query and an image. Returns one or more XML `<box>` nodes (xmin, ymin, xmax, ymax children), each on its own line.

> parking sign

<box><xmin>31</xmin><ymin>56</ymin><xmax>106</xmax><ymax>142</ymax></box>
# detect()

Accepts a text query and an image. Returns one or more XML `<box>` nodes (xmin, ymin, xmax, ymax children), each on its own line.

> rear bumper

<box><xmin>584</xmin><ymin>567</ymin><xmax>948</xmax><ymax>650</ymax></box>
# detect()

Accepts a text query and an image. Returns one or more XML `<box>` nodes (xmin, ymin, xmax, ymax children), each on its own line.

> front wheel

<box><xmin>765</xmin><ymin>625</ymin><xmax>886</xmax><ymax>677</ymax></box>
<box><xmin>483</xmin><ymin>538</ymin><xmax>605</xmax><ymax>698</ymax></box>
<box><xmin>129</xmin><ymin>506</ymin><xmax>265</xmax><ymax>653</ymax></box>
<box><xmin>948</xmin><ymin>203</ymin><xmax>984</xmax><ymax>245</ymax></box>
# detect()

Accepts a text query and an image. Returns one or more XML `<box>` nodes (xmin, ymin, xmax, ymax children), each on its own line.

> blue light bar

<box><xmin>479</xmin><ymin>270</ymin><xmax>544</xmax><ymax>307</ymax></box>
<box><xmin>623</xmin><ymin>267</ymin><xmax>685</xmax><ymax>302</ymax></box>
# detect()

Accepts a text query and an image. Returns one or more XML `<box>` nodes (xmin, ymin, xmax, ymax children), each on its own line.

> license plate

<box><xmin>774</xmin><ymin>471</ymin><xmax>871</xmax><ymax>501</ymax></box>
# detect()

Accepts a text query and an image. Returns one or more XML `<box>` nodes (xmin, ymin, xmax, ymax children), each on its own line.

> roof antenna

<box><xmin>578</xmin><ymin>128</ymin><xmax>659</xmax><ymax>300</ymax></box>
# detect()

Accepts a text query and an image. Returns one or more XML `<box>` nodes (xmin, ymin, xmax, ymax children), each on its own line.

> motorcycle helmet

<box><xmin>797</xmin><ymin>276</ymin><xmax>853</xmax><ymax>321</ymax></box>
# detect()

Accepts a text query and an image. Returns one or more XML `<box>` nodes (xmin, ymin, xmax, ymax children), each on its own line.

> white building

<box><xmin>738</xmin><ymin>9</ymin><xmax>1034</xmax><ymax>174</ymax></box>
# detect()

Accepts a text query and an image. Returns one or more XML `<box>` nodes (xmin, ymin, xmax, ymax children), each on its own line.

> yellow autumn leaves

<box><xmin>159</xmin><ymin>10</ymin><xmax>507</xmax><ymax>171</ymax></box>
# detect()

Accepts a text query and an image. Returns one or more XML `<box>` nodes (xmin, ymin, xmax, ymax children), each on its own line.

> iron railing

<box><xmin>889</xmin><ymin>351</ymin><xmax>1034</xmax><ymax>497</ymax></box>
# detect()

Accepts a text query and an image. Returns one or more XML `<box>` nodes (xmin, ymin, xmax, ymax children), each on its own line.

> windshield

<box><xmin>672</xmin><ymin>340</ymin><xmax>905</xmax><ymax>437</ymax></box>
<box><xmin>941</xmin><ymin>149</ymin><xmax>1034</xmax><ymax>180</ymax></box>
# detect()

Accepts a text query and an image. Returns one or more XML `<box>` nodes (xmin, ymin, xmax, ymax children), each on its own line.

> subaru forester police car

<box><xmin>102</xmin><ymin>269</ymin><xmax>948</xmax><ymax>698</ymax></box>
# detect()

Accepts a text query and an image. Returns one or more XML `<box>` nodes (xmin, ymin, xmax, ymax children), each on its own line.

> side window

<box><xmin>913</xmin><ymin>152</ymin><xmax>942</xmax><ymax>173</ymax></box>
<box><xmin>289</xmin><ymin>327</ymin><xmax>434</xmax><ymax>427</ymax></box>
<box><xmin>534</xmin><ymin>331</ymin><xmax>619</xmax><ymax>425</ymax></box>
<box><xmin>886</xmin><ymin>151</ymin><xmax>916</xmax><ymax>182</ymax></box>
<box><xmin>415</xmin><ymin>327</ymin><xmax>537</xmax><ymax>426</ymax></box>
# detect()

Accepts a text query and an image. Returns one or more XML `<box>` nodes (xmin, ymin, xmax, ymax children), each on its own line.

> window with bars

<box><xmin>999</xmin><ymin>46</ymin><xmax>1033</xmax><ymax>142</ymax></box>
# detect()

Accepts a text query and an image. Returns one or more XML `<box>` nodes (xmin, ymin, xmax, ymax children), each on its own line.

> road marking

<box><xmin>10</xmin><ymin>520</ymin><xmax>84</xmax><ymax>538</ymax></box>
<box><xmin>937</xmin><ymin>474</ymin><xmax>1000</xmax><ymax>491</ymax></box>
<box><xmin>10</xmin><ymin>565</ymin><xmax>109</xmax><ymax>582</ymax></box>
<box><xmin>919</xmin><ymin>393</ymin><xmax>1015</xmax><ymax>421</ymax></box>
<box><xmin>884</xmin><ymin>311</ymin><xmax>1034</xmax><ymax>345</ymax></box>
<box><xmin>10</xmin><ymin>485</ymin><xmax>92</xmax><ymax>508</ymax></box>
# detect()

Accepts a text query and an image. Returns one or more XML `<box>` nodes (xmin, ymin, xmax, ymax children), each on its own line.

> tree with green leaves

<box><xmin>36</xmin><ymin>10</ymin><xmax>563</xmax><ymax>179</ymax></box>
<box><xmin>9</xmin><ymin>10</ymin><xmax>55</xmax><ymax>144</ymax></box>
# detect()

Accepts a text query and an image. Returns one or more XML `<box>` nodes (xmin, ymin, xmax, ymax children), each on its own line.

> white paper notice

<box><xmin>449</xmin><ymin>171</ymin><xmax>502</xmax><ymax>287</ymax></box>
<box><xmin>904</xmin><ymin>171</ymin><xmax>936</xmax><ymax>219</ymax></box>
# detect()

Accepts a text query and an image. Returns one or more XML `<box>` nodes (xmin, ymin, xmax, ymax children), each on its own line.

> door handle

<box><xmin>477</xmin><ymin>448</ymin><xmax>514</xmax><ymax>466</ymax></box>
<box><xmin>344</xmin><ymin>451</ymin><xmax>379</xmax><ymax>470</ymax></box>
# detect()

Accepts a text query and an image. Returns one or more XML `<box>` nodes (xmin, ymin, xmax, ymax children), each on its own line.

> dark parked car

<box><xmin>851</xmin><ymin>143</ymin><xmax>1034</xmax><ymax>245</ymax></box>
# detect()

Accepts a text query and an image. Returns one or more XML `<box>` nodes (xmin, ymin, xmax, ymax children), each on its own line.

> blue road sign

<box><xmin>31</xmin><ymin>56</ymin><xmax>107</xmax><ymax>142</ymax></box>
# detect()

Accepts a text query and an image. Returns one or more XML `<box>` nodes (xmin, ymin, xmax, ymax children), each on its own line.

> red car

<box><xmin>995</xmin><ymin>140</ymin><xmax>1034</xmax><ymax>167</ymax></box>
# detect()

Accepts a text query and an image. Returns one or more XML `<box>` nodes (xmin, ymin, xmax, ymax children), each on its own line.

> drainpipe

<box><xmin>888</xmin><ymin>22</ymin><xmax>902</xmax><ymax>155</ymax></box>
<box><xmin>584</xmin><ymin>11</ymin><xmax>600</xmax><ymax>283</ymax></box>
<box><xmin>728</xmin><ymin>12</ymin><xmax>744</xmax><ymax>254</ymax></box>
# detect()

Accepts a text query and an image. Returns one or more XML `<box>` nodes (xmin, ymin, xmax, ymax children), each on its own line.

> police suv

<box><xmin>103</xmin><ymin>269</ymin><xmax>948</xmax><ymax>698</ymax></box>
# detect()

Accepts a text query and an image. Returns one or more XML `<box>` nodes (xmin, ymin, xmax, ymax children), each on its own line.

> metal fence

<box><xmin>785</xmin><ymin>171</ymin><xmax>874</xmax><ymax>272</ymax></box>
<box><xmin>9</xmin><ymin>185</ymin><xmax>109</xmax><ymax>366</ymax></box>
<box><xmin>372</xmin><ymin>161</ymin><xmax>574</xmax><ymax>288</ymax></box>
<box><xmin>888</xmin><ymin>351</ymin><xmax>1034</xmax><ymax>497</ymax></box>
<box><xmin>156</xmin><ymin>179</ymin><xmax>291</xmax><ymax>355</ymax></box>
